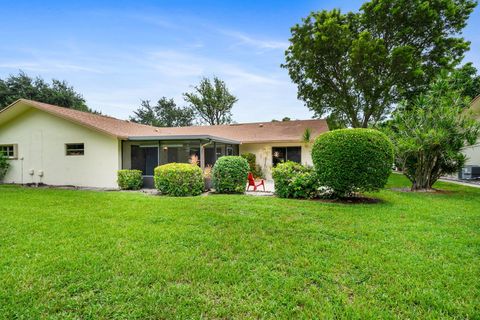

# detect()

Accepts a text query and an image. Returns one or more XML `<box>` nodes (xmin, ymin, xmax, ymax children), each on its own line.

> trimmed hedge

<box><xmin>212</xmin><ymin>156</ymin><xmax>249</xmax><ymax>193</ymax></box>
<box><xmin>272</xmin><ymin>161</ymin><xmax>319</xmax><ymax>199</ymax></box>
<box><xmin>312</xmin><ymin>128</ymin><xmax>394</xmax><ymax>197</ymax></box>
<box><xmin>117</xmin><ymin>170</ymin><xmax>143</xmax><ymax>190</ymax></box>
<box><xmin>154</xmin><ymin>163</ymin><xmax>204</xmax><ymax>196</ymax></box>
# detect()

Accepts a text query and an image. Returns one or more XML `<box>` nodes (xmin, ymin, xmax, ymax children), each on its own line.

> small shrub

<box><xmin>312</xmin><ymin>128</ymin><xmax>394</xmax><ymax>197</ymax></box>
<box><xmin>272</xmin><ymin>161</ymin><xmax>319</xmax><ymax>199</ymax></box>
<box><xmin>204</xmin><ymin>165</ymin><xmax>213</xmax><ymax>191</ymax></box>
<box><xmin>241</xmin><ymin>152</ymin><xmax>264</xmax><ymax>178</ymax></box>
<box><xmin>154</xmin><ymin>163</ymin><xmax>204</xmax><ymax>196</ymax></box>
<box><xmin>212</xmin><ymin>156</ymin><xmax>249</xmax><ymax>193</ymax></box>
<box><xmin>117</xmin><ymin>170</ymin><xmax>143</xmax><ymax>190</ymax></box>
<box><xmin>0</xmin><ymin>152</ymin><xmax>10</xmax><ymax>182</ymax></box>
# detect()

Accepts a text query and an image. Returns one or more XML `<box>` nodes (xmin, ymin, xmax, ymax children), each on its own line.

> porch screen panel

<box><xmin>131</xmin><ymin>145</ymin><xmax>158</xmax><ymax>175</ymax></box>
<box><xmin>145</xmin><ymin>147</ymin><xmax>159</xmax><ymax>176</ymax></box>
<box><xmin>131</xmin><ymin>145</ymin><xmax>146</xmax><ymax>174</ymax></box>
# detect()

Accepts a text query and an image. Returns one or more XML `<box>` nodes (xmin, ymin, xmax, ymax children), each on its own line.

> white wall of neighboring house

<box><xmin>0</xmin><ymin>108</ymin><xmax>121</xmax><ymax>188</ymax></box>
<box><xmin>464</xmin><ymin>97</ymin><xmax>480</xmax><ymax>167</ymax></box>
<box><xmin>464</xmin><ymin>143</ymin><xmax>480</xmax><ymax>166</ymax></box>
<box><xmin>240</xmin><ymin>142</ymin><xmax>312</xmax><ymax>179</ymax></box>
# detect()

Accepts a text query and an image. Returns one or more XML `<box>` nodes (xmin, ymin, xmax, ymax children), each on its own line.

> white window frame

<box><xmin>65</xmin><ymin>143</ymin><xmax>85</xmax><ymax>156</ymax></box>
<box><xmin>0</xmin><ymin>144</ymin><xmax>18</xmax><ymax>159</ymax></box>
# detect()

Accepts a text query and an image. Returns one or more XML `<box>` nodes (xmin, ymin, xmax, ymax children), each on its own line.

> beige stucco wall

<box><xmin>463</xmin><ymin>101</ymin><xmax>480</xmax><ymax>166</ymax></box>
<box><xmin>0</xmin><ymin>108</ymin><xmax>121</xmax><ymax>188</ymax></box>
<box><xmin>464</xmin><ymin>143</ymin><xmax>480</xmax><ymax>166</ymax></box>
<box><xmin>240</xmin><ymin>142</ymin><xmax>312</xmax><ymax>179</ymax></box>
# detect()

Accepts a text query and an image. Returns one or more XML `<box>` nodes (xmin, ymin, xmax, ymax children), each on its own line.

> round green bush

<box><xmin>117</xmin><ymin>169</ymin><xmax>143</xmax><ymax>190</ymax></box>
<box><xmin>154</xmin><ymin>163</ymin><xmax>204</xmax><ymax>196</ymax></box>
<box><xmin>212</xmin><ymin>156</ymin><xmax>249</xmax><ymax>193</ymax></box>
<box><xmin>272</xmin><ymin>161</ymin><xmax>319</xmax><ymax>199</ymax></box>
<box><xmin>312</xmin><ymin>128</ymin><xmax>394</xmax><ymax>197</ymax></box>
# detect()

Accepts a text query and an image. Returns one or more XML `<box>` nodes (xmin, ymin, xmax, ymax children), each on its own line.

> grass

<box><xmin>0</xmin><ymin>174</ymin><xmax>479</xmax><ymax>319</ymax></box>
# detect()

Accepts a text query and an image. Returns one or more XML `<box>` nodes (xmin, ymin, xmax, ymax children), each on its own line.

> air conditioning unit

<box><xmin>458</xmin><ymin>165</ymin><xmax>480</xmax><ymax>180</ymax></box>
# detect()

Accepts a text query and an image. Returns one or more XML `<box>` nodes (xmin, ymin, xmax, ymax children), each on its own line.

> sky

<box><xmin>0</xmin><ymin>0</ymin><xmax>479</xmax><ymax>123</ymax></box>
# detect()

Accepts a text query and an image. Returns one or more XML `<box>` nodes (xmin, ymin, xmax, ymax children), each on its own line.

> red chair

<box><xmin>247</xmin><ymin>172</ymin><xmax>265</xmax><ymax>191</ymax></box>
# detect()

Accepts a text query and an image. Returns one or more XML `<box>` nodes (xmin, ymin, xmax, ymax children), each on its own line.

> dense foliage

<box><xmin>0</xmin><ymin>71</ymin><xmax>92</xmax><ymax>112</ymax></box>
<box><xmin>130</xmin><ymin>98</ymin><xmax>194</xmax><ymax>127</ymax></box>
<box><xmin>154</xmin><ymin>163</ymin><xmax>204</xmax><ymax>196</ymax></box>
<box><xmin>272</xmin><ymin>161</ymin><xmax>319</xmax><ymax>199</ymax></box>
<box><xmin>283</xmin><ymin>0</ymin><xmax>477</xmax><ymax>127</ymax></box>
<box><xmin>0</xmin><ymin>152</ymin><xmax>9</xmax><ymax>181</ymax></box>
<box><xmin>385</xmin><ymin>73</ymin><xmax>480</xmax><ymax>190</ymax></box>
<box><xmin>452</xmin><ymin>63</ymin><xmax>480</xmax><ymax>100</ymax></box>
<box><xmin>312</xmin><ymin>129</ymin><xmax>394</xmax><ymax>197</ymax></box>
<box><xmin>117</xmin><ymin>170</ymin><xmax>143</xmax><ymax>190</ymax></box>
<box><xmin>183</xmin><ymin>77</ymin><xmax>238</xmax><ymax>125</ymax></box>
<box><xmin>240</xmin><ymin>152</ymin><xmax>264</xmax><ymax>178</ymax></box>
<box><xmin>212</xmin><ymin>156</ymin><xmax>249</xmax><ymax>193</ymax></box>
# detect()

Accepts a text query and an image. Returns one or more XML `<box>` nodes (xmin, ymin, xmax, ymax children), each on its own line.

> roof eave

<box><xmin>127</xmin><ymin>135</ymin><xmax>241</xmax><ymax>144</ymax></box>
<box><xmin>1</xmin><ymin>99</ymin><xmax>124</xmax><ymax>139</ymax></box>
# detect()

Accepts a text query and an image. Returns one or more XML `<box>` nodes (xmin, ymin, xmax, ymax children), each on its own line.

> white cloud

<box><xmin>219</xmin><ymin>30</ymin><xmax>289</xmax><ymax>51</ymax></box>
<box><xmin>0</xmin><ymin>60</ymin><xmax>104</xmax><ymax>74</ymax></box>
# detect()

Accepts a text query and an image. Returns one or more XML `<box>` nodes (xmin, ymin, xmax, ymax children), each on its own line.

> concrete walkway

<box><xmin>245</xmin><ymin>180</ymin><xmax>275</xmax><ymax>196</ymax></box>
<box><xmin>439</xmin><ymin>178</ymin><xmax>480</xmax><ymax>188</ymax></box>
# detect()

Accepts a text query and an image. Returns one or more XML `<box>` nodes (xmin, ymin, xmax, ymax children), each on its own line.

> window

<box><xmin>0</xmin><ymin>144</ymin><xmax>17</xmax><ymax>159</ymax></box>
<box><xmin>272</xmin><ymin>147</ymin><xmax>301</xmax><ymax>166</ymax></box>
<box><xmin>66</xmin><ymin>143</ymin><xmax>84</xmax><ymax>156</ymax></box>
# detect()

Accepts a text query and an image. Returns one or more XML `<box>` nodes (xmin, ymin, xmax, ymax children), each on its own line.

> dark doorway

<box><xmin>131</xmin><ymin>145</ymin><xmax>159</xmax><ymax>175</ymax></box>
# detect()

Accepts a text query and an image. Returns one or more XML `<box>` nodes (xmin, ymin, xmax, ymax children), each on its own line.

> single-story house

<box><xmin>463</xmin><ymin>95</ymin><xmax>480</xmax><ymax>167</ymax></box>
<box><xmin>0</xmin><ymin>99</ymin><xmax>328</xmax><ymax>188</ymax></box>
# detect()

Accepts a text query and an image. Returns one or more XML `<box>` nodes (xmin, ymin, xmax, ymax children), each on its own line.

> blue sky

<box><xmin>0</xmin><ymin>0</ymin><xmax>479</xmax><ymax>122</ymax></box>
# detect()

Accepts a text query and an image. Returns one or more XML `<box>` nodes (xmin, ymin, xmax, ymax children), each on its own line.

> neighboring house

<box><xmin>0</xmin><ymin>99</ymin><xmax>328</xmax><ymax>188</ymax></box>
<box><xmin>463</xmin><ymin>95</ymin><xmax>480</xmax><ymax>167</ymax></box>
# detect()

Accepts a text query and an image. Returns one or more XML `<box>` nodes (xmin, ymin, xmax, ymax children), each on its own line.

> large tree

<box><xmin>0</xmin><ymin>71</ymin><xmax>91</xmax><ymax>112</ymax></box>
<box><xmin>453</xmin><ymin>63</ymin><xmax>480</xmax><ymax>100</ymax></box>
<box><xmin>183</xmin><ymin>77</ymin><xmax>237</xmax><ymax>125</ymax></box>
<box><xmin>385</xmin><ymin>73</ymin><xmax>480</xmax><ymax>191</ymax></box>
<box><xmin>283</xmin><ymin>0</ymin><xmax>477</xmax><ymax>127</ymax></box>
<box><xmin>130</xmin><ymin>97</ymin><xmax>194</xmax><ymax>127</ymax></box>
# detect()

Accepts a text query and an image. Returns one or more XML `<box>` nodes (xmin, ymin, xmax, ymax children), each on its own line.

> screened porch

<box><xmin>121</xmin><ymin>136</ymin><xmax>240</xmax><ymax>188</ymax></box>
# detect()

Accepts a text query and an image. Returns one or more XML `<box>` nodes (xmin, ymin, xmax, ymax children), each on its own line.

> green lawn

<box><xmin>0</xmin><ymin>174</ymin><xmax>479</xmax><ymax>319</ymax></box>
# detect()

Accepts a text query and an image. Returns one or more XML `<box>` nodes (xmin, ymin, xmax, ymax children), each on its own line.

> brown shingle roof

<box><xmin>1</xmin><ymin>99</ymin><xmax>329</xmax><ymax>143</ymax></box>
<box><xmin>470</xmin><ymin>95</ymin><xmax>480</xmax><ymax>119</ymax></box>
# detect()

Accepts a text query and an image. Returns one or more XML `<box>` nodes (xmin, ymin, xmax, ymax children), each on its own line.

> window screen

<box><xmin>272</xmin><ymin>147</ymin><xmax>301</xmax><ymax>166</ymax></box>
<box><xmin>66</xmin><ymin>143</ymin><xmax>84</xmax><ymax>156</ymax></box>
<box><xmin>0</xmin><ymin>145</ymin><xmax>16</xmax><ymax>158</ymax></box>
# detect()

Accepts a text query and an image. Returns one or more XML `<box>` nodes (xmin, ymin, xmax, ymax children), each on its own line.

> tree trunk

<box><xmin>410</xmin><ymin>153</ymin><xmax>439</xmax><ymax>191</ymax></box>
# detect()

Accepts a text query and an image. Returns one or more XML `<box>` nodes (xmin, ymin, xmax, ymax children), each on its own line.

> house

<box><xmin>0</xmin><ymin>99</ymin><xmax>328</xmax><ymax>188</ymax></box>
<box><xmin>463</xmin><ymin>95</ymin><xmax>480</xmax><ymax>168</ymax></box>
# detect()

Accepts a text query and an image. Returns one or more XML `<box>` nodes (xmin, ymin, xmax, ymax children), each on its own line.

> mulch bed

<box><xmin>316</xmin><ymin>196</ymin><xmax>383</xmax><ymax>204</ymax></box>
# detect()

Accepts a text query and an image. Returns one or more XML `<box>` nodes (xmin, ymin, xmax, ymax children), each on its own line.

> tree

<box><xmin>452</xmin><ymin>63</ymin><xmax>480</xmax><ymax>100</ymax></box>
<box><xmin>183</xmin><ymin>77</ymin><xmax>237</xmax><ymax>125</ymax></box>
<box><xmin>283</xmin><ymin>0</ymin><xmax>476</xmax><ymax>127</ymax></box>
<box><xmin>385</xmin><ymin>73</ymin><xmax>480</xmax><ymax>191</ymax></box>
<box><xmin>0</xmin><ymin>71</ymin><xmax>91</xmax><ymax>112</ymax></box>
<box><xmin>130</xmin><ymin>98</ymin><xmax>194</xmax><ymax>127</ymax></box>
